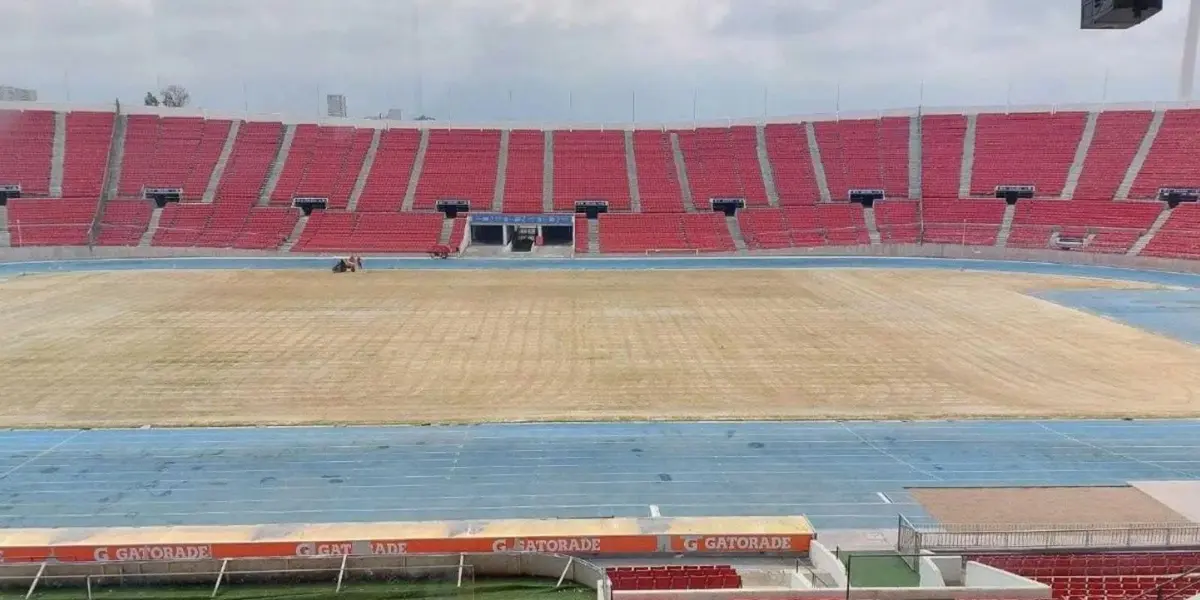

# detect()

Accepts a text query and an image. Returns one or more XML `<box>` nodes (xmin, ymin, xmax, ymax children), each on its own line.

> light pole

<box><xmin>1181</xmin><ymin>0</ymin><xmax>1200</xmax><ymax>101</ymax></box>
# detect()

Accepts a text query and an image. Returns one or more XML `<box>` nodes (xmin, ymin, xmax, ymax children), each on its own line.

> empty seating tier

<box><xmin>976</xmin><ymin>552</ymin><xmax>1200</xmax><ymax>600</ymax></box>
<box><xmin>632</xmin><ymin>131</ymin><xmax>686</xmax><ymax>212</ymax></box>
<box><xmin>95</xmin><ymin>199</ymin><xmax>153</xmax><ymax>246</ymax></box>
<box><xmin>921</xmin><ymin>198</ymin><xmax>1008</xmax><ymax>246</ymax></box>
<box><xmin>6</xmin><ymin>197</ymin><xmax>97</xmax><ymax>246</ymax></box>
<box><xmin>501</xmin><ymin>130</ymin><xmax>544</xmax><ymax>214</ymax></box>
<box><xmin>414</xmin><ymin>130</ymin><xmax>500</xmax><ymax>211</ymax></box>
<box><xmin>62</xmin><ymin>112</ymin><xmax>115</xmax><ymax>198</ymax></box>
<box><xmin>970</xmin><ymin>112</ymin><xmax>1086</xmax><ymax>198</ymax></box>
<box><xmin>356</xmin><ymin>129</ymin><xmax>421</xmax><ymax>213</ymax></box>
<box><xmin>675</xmin><ymin>127</ymin><xmax>769</xmax><ymax>209</ymax></box>
<box><xmin>874</xmin><ymin>200</ymin><xmax>921</xmax><ymax>244</ymax></box>
<box><xmin>598</xmin><ymin>212</ymin><xmax>734</xmax><ymax>253</ymax></box>
<box><xmin>607</xmin><ymin>565</ymin><xmax>741</xmax><ymax>591</ymax></box>
<box><xmin>215</xmin><ymin>122</ymin><xmax>283</xmax><ymax>206</ymax></box>
<box><xmin>293</xmin><ymin>211</ymin><xmax>443</xmax><ymax>253</ymax></box>
<box><xmin>1073</xmin><ymin>111</ymin><xmax>1152</xmax><ymax>201</ymax></box>
<box><xmin>814</xmin><ymin>117</ymin><xmax>909</xmax><ymax>200</ymax></box>
<box><xmin>1142</xmin><ymin>203</ymin><xmax>1200</xmax><ymax>259</ymax></box>
<box><xmin>1131</xmin><ymin>109</ymin><xmax>1200</xmax><ymax>199</ymax></box>
<box><xmin>270</xmin><ymin>125</ymin><xmax>371</xmax><ymax>210</ymax></box>
<box><xmin>150</xmin><ymin>203</ymin><xmax>298</xmax><ymax>250</ymax></box>
<box><xmin>736</xmin><ymin>204</ymin><xmax>869</xmax><ymax>249</ymax></box>
<box><xmin>1008</xmin><ymin>199</ymin><xmax>1162</xmax><ymax>253</ymax></box>
<box><xmin>553</xmin><ymin>130</ymin><xmax>631</xmax><ymax>212</ymax></box>
<box><xmin>0</xmin><ymin>109</ymin><xmax>55</xmax><ymax>195</ymax></box>
<box><xmin>921</xmin><ymin>115</ymin><xmax>967</xmax><ymax>199</ymax></box>
<box><xmin>764</xmin><ymin>123</ymin><xmax>822</xmax><ymax>205</ymax></box>
<box><xmin>118</xmin><ymin>116</ymin><xmax>231</xmax><ymax>200</ymax></box>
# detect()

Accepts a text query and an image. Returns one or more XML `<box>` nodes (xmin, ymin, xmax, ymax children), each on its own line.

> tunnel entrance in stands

<box><xmin>0</xmin><ymin>184</ymin><xmax>20</xmax><ymax>206</ymax></box>
<box><xmin>468</xmin><ymin>213</ymin><xmax>575</xmax><ymax>254</ymax></box>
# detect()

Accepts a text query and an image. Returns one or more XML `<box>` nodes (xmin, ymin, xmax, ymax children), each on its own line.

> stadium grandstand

<box><xmin>4</xmin><ymin>1</ymin><xmax>1200</xmax><ymax>600</ymax></box>
<box><xmin>3</xmin><ymin>101</ymin><xmax>1200</xmax><ymax>263</ymax></box>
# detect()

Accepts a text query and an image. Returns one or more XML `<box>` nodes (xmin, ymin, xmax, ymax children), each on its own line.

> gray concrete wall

<box><xmin>0</xmin><ymin>553</ymin><xmax>604</xmax><ymax>593</ymax></box>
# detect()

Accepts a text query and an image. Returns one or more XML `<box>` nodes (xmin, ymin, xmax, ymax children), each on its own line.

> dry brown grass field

<box><xmin>0</xmin><ymin>268</ymin><xmax>1197</xmax><ymax>427</ymax></box>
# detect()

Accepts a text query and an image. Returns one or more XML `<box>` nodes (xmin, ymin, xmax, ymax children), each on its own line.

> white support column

<box><xmin>211</xmin><ymin>558</ymin><xmax>229</xmax><ymax>598</ymax></box>
<box><xmin>86</xmin><ymin>575</ymin><xmax>93</xmax><ymax>600</ymax></box>
<box><xmin>335</xmin><ymin>553</ymin><xmax>349</xmax><ymax>594</ymax></box>
<box><xmin>457</xmin><ymin>553</ymin><xmax>466</xmax><ymax>588</ymax></box>
<box><xmin>25</xmin><ymin>562</ymin><xmax>45</xmax><ymax>600</ymax></box>
<box><xmin>1181</xmin><ymin>0</ymin><xmax>1200</xmax><ymax>101</ymax></box>
<box><xmin>556</xmin><ymin>557</ymin><xmax>574</xmax><ymax>588</ymax></box>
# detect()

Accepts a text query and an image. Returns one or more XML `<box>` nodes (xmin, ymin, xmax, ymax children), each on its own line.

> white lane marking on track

<box><xmin>839</xmin><ymin>422</ymin><xmax>944</xmax><ymax>481</ymax></box>
<box><xmin>0</xmin><ymin>430</ymin><xmax>84</xmax><ymax>480</ymax></box>
<box><xmin>876</xmin><ymin>492</ymin><xmax>893</xmax><ymax>504</ymax></box>
<box><xmin>649</xmin><ymin>505</ymin><xmax>661</xmax><ymax>517</ymax></box>
<box><xmin>1033</xmin><ymin>422</ymin><xmax>1191</xmax><ymax>478</ymax></box>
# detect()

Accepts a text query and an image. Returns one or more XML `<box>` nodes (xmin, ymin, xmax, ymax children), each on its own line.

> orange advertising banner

<box><xmin>0</xmin><ymin>533</ymin><xmax>807</xmax><ymax>563</ymax></box>
<box><xmin>668</xmin><ymin>534</ymin><xmax>812</xmax><ymax>553</ymax></box>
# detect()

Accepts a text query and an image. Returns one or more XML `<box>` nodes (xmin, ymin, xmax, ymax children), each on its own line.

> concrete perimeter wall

<box><xmin>0</xmin><ymin>553</ymin><xmax>605</xmax><ymax>593</ymax></box>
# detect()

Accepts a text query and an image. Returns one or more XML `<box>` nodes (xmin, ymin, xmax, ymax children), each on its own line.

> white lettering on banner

<box><xmin>295</xmin><ymin>542</ymin><xmax>354</xmax><ymax>557</ymax></box>
<box><xmin>701</xmin><ymin>536</ymin><xmax>792</xmax><ymax>552</ymax></box>
<box><xmin>93</xmin><ymin>546</ymin><xmax>212</xmax><ymax>562</ymax></box>
<box><xmin>511</xmin><ymin>538</ymin><xmax>601</xmax><ymax>553</ymax></box>
<box><xmin>371</xmin><ymin>542</ymin><xmax>408</xmax><ymax>555</ymax></box>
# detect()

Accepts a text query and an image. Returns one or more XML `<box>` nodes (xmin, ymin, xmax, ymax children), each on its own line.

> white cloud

<box><xmin>0</xmin><ymin>0</ymin><xmax>1193</xmax><ymax>121</ymax></box>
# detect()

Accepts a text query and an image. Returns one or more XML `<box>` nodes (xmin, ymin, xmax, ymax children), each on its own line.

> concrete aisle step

<box><xmin>624</xmin><ymin>130</ymin><xmax>642</xmax><ymax>212</ymax></box>
<box><xmin>805</xmin><ymin>122</ymin><xmax>832</xmax><ymax>202</ymax></box>
<box><xmin>1062</xmin><ymin>111</ymin><xmax>1099</xmax><ymax>199</ymax></box>
<box><xmin>491</xmin><ymin>130</ymin><xmax>510</xmax><ymax>213</ymax></box>
<box><xmin>281</xmin><ymin>214</ymin><xmax>308</xmax><ymax>252</ymax></box>
<box><xmin>50</xmin><ymin>112</ymin><xmax>67</xmax><ymax>197</ymax></box>
<box><xmin>958</xmin><ymin>114</ymin><xmax>977</xmax><ymax>198</ymax></box>
<box><xmin>346</xmin><ymin>128</ymin><xmax>382</xmax><ymax>212</ymax></box>
<box><xmin>1128</xmin><ymin>205</ymin><xmax>1173</xmax><ymax>256</ymax></box>
<box><xmin>995</xmin><ymin>203</ymin><xmax>1017</xmax><ymax>247</ymax></box>
<box><xmin>670</xmin><ymin>132</ymin><xmax>696</xmax><ymax>212</ymax></box>
<box><xmin>258</xmin><ymin>123</ymin><xmax>296</xmax><ymax>206</ymax></box>
<box><xmin>402</xmin><ymin>129</ymin><xmax>430</xmax><ymax>212</ymax></box>
<box><xmin>204</xmin><ymin>120</ymin><xmax>240</xmax><ymax>204</ymax></box>
<box><xmin>542</xmin><ymin>130</ymin><xmax>554</xmax><ymax>213</ymax></box>
<box><xmin>862</xmin><ymin>206</ymin><xmax>882</xmax><ymax>245</ymax></box>
<box><xmin>908</xmin><ymin>113</ymin><xmax>922</xmax><ymax>199</ymax></box>
<box><xmin>1116</xmin><ymin>110</ymin><xmax>1165</xmax><ymax>201</ymax></box>
<box><xmin>755</xmin><ymin>125</ymin><xmax>780</xmax><ymax>207</ymax></box>
<box><xmin>138</xmin><ymin>207</ymin><xmax>163</xmax><ymax>247</ymax></box>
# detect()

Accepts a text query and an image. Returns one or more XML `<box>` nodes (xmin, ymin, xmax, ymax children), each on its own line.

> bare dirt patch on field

<box><xmin>0</xmin><ymin>268</ymin><xmax>1195</xmax><ymax>427</ymax></box>
<box><xmin>910</xmin><ymin>486</ymin><xmax>1191</xmax><ymax>525</ymax></box>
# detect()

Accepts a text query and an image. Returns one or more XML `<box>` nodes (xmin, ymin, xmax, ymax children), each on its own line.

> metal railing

<box><xmin>898</xmin><ymin>514</ymin><xmax>1200</xmax><ymax>564</ymax></box>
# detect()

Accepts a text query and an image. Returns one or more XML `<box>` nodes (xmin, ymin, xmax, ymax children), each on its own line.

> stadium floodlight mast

<box><xmin>1182</xmin><ymin>0</ymin><xmax>1200</xmax><ymax>100</ymax></box>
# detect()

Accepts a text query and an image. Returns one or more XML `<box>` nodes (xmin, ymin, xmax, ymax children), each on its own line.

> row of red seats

<box><xmin>607</xmin><ymin>565</ymin><xmax>740</xmax><ymax>591</ymax></box>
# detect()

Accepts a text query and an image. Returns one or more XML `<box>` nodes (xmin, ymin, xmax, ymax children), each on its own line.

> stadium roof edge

<box><xmin>3</xmin><ymin>99</ymin><xmax>1199</xmax><ymax>130</ymax></box>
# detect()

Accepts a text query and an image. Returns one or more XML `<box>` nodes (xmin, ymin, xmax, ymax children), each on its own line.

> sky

<box><xmin>0</xmin><ymin>0</ymin><xmax>1195</xmax><ymax>123</ymax></box>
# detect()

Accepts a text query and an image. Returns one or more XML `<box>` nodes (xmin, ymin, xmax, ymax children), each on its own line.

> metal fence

<box><xmin>0</xmin><ymin>552</ymin><xmax>605</xmax><ymax>599</ymax></box>
<box><xmin>897</xmin><ymin>514</ymin><xmax>1200</xmax><ymax>567</ymax></box>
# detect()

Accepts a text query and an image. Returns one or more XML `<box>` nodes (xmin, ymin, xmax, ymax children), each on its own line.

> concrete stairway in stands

<box><xmin>995</xmin><ymin>203</ymin><xmax>1017</xmax><ymax>247</ymax></box>
<box><xmin>438</xmin><ymin>217</ymin><xmax>455</xmax><ymax>246</ymax></box>
<box><xmin>1128</xmin><ymin>205</ymin><xmax>1173</xmax><ymax>256</ymax></box>
<box><xmin>402</xmin><ymin>129</ymin><xmax>430</xmax><ymax>212</ymax></box>
<box><xmin>50</xmin><ymin>112</ymin><xmax>66</xmax><ymax>197</ymax></box>
<box><xmin>204</xmin><ymin>120</ymin><xmax>240</xmax><ymax>203</ymax></box>
<box><xmin>1117</xmin><ymin>110</ymin><xmax>1166</xmax><ymax>201</ymax></box>
<box><xmin>542</xmin><ymin>130</ymin><xmax>554</xmax><ymax>213</ymax></box>
<box><xmin>805</xmin><ymin>122</ymin><xmax>832</xmax><ymax>202</ymax></box>
<box><xmin>908</xmin><ymin>114</ymin><xmax>922</xmax><ymax>198</ymax></box>
<box><xmin>862</xmin><ymin>206</ymin><xmax>882</xmax><ymax>244</ymax></box>
<box><xmin>492</xmin><ymin>129</ymin><xmax>510</xmax><ymax>212</ymax></box>
<box><xmin>755</xmin><ymin>124</ymin><xmax>780</xmax><ymax>207</ymax></box>
<box><xmin>726</xmin><ymin>215</ymin><xmax>748</xmax><ymax>251</ymax></box>
<box><xmin>92</xmin><ymin>112</ymin><xmax>128</xmax><ymax>245</ymax></box>
<box><xmin>624</xmin><ymin>130</ymin><xmax>642</xmax><ymax>212</ymax></box>
<box><xmin>1062</xmin><ymin>111</ymin><xmax>1099</xmax><ymax>199</ymax></box>
<box><xmin>670</xmin><ymin>132</ymin><xmax>696</xmax><ymax>212</ymax></box>
<box><xmin>587</xmin><ymin>218</ymin><xmax>600</xmax><ymax>253</ymax></box>
<box><xmin>258</xmin><ymin>123</ymin><xmax>296</xmax><ymax>206</ymax></box>
<box><xmin>346</xmin><ymin>128</ymin><xmax>382</xmax><ymax>212</ymax></box>
<box><xmin>959</xmin><ymin>114</ymin><xmax>977</xmax><ymax>198</ymax></box>
<box><xmin>138</xmin><ymin>207</ymin><xmax>163</xmax><ymax>247</ymax></box>
<box><xmin>0</xmin><ymin>206</ymin><xmax>9</xmax><ymax>247</ymax></box>
<box><xmin>281</xmin><ymin>215</ymin><xmax>308</xmax><ymax>252</ymax></box>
